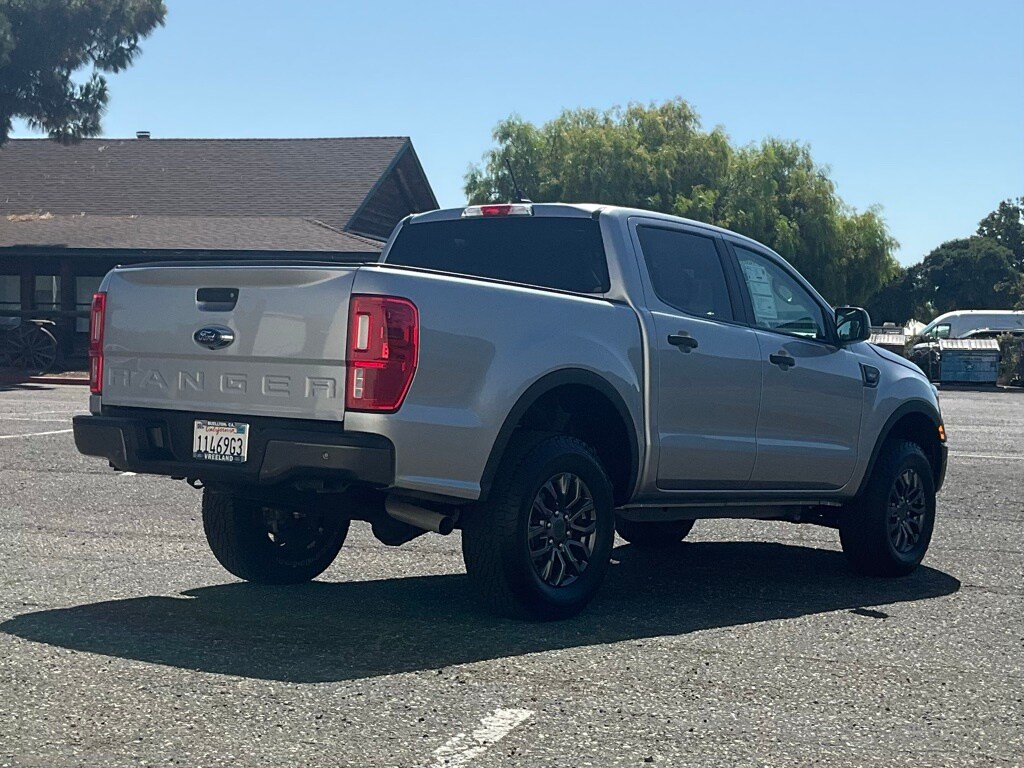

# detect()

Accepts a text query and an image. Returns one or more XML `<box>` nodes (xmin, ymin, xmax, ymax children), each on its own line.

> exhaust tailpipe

<box><xmin>385</xmin><ymin>497</ymin><xmax>456</xmax><ymax>536</ymax></box>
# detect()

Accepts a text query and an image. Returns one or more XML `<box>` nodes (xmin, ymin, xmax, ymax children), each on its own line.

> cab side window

<box><xmin>637</xmin><ymin>227</ymin><xmax>734</xmax><ymax>321</ymax></box>
<box><xmin>922</xmin><ymin>324</ymin><xmax>950</xmax><ymax>340</ymax></box>
<box><xmin>734</xmin><ymin>246</ymin><xmax>828</xmax><ymax>341</ymax></box>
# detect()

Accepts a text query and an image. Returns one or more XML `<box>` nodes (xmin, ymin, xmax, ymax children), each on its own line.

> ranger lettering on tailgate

<box><xmin>106</xmin><ymin>367</ymin><xmax>339</xmax><ymax>399</ymax></box>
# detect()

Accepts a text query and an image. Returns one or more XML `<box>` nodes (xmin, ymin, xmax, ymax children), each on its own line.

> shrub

<box><xmin>997</xmin><ymin>335</ymin><xmax>1024</xmax><ymax>386</ymax></box>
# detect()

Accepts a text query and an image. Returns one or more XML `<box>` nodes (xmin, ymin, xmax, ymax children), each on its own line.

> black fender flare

<box><xmin>855</xmin><ymin>399</ymin><xmax>945</xmax><ymax>497</ymax></box>
<box><xmin>478</xmin><ymin>368</ymin><xmax>641</xmax><ymax>503</ymax></box>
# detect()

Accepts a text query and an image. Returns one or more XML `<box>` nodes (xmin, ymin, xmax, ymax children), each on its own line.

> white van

<box><xmin>919</xmin><ymin>310</ymin><xmax>1024</xmax><ymax>340</ymax></box>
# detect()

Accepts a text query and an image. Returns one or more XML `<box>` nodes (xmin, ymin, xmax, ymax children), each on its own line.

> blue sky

<box><xmin>14</xmin><ymin>0</ymin><xmax>1023</xmax><ymax>265</ymax></box>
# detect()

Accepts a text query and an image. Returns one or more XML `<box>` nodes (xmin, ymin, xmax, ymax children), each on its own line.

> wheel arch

<box><xmin>856</xmin><ymin>400</ymin><xmax>946</xmax><ymax>497</ymax></box>
<box><xmin>479</xmin><ymin>369</ymin><xmax>641</xmax><ymax>506</ymax></box>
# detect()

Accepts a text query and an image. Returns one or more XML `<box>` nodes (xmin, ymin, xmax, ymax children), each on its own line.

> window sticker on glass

<box><xmin>741</xmin><ymin>260</ymin><xmax>772</xmax><ymax>294</ymax></box>
<box><xmin>741</xmin><ymin>260</ymin><xmax>778</xmax><ymax>319</ymax></box>
<box><xmin>735</xmin><ymin>247</ymin><xmax>827</xmax><ymax>340</ymax></box>
<box><xmin>752</xmin><ymin>293</ymin><xmax>779</xmax><ymax>320</ymax></box>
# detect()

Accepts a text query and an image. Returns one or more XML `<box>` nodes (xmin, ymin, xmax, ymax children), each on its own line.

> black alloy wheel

<box><xmin>840</xmin><ymin>440</ymin><xmax>936</xmax><ymax>577</ymax></box>
<box><xmin>462</xmin><ymin>433</ymin><xmax>616</xmax><ymax>620</ymax></box>
<box><xmin>202</xmin><ymin>489</ymin><xmax>349</xmax><ymax>584</ymax></box>
<box><xmin>528</xmin><ymin>472</ymin><xmax>599</xmax><ymax>588</ymax></box>
<box><xmin>887</xmin><ymin>468</ymin><xmax>928</xmax><ymax>554</ymax></box>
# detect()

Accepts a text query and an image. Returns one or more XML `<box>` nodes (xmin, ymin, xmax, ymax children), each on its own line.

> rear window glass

<box><xmin>384</xmin><ymin>217</ymin><xmax>610</xmax><ymax>293</ymax></box>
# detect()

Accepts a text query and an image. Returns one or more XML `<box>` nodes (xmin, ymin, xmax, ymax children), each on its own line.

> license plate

<box><xmin>193</xmin><ymin>420</ymin><xmax>249</xmax><ymax>463</ymax></box>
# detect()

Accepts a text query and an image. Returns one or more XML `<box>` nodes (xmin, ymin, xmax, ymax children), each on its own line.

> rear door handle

<box><xmin>667</xmin><ymin>332</ymin><xmax>699</xmax><ymax>352</ymax></box>
<box><xmin>769</xmin><ymin>351</ymin><xmax>796</xmax><ymax>370</ymax></box>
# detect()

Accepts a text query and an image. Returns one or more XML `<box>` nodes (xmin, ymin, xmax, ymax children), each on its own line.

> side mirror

<box><xmin>835</xmin><ymin>306</ymin><xmax>872</xmax><ymax>344</ymax></box>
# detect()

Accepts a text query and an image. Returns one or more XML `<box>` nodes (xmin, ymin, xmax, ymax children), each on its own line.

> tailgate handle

<box><xmin>197</xmin><ymin>287</ymin><xmax>238</xmax><ymax>312</ymax></box>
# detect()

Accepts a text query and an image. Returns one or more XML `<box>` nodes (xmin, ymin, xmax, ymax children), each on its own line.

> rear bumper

<box><xmin>73</xmin><ymin>410</ymin><xmax>394</xmax><ymax>487</ymax></box>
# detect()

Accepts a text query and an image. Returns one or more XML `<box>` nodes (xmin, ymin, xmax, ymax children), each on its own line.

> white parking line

<box><xmin>949</xmin><ymin>452</ymin><xmax>1024</xmax><ymax>461</ymax></box>
<box><xmin>429</xmin><ymin>708</ymin><xmax>533</xmax><ymax>768</ymax></box>
<box><xmin>0</xmin><ymin>403</ymin><xmax>82</xmax><ymax>408</ymax></box>
<box><xmin>0</xmin><ymin>416</ymin><xmax>73</xmax><ymax>423</ymax></box>
<box><xmin>0</xmin><ymin>428</ymin><xmax>73</xmax><ymax>440</ymax></box>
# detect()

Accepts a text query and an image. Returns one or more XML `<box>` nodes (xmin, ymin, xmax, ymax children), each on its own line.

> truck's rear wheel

<box><xmin>202</xmin><ymin>489</ymin><xmax>349</xmax><ymax>584</ymax></box>
<box><xmin>461</xmin><ymin>434</ymin><xmax>615</xmax><ymax>620</ymax></box>
<box><xmin>615</xmin><ymin>518</ymin><xmax>695</xmax><ymax>546</ymax></box>
<box><xmin>839</xmin><ymin>440</ymin><xmax>936</xmax><ymax>577</ymax></box>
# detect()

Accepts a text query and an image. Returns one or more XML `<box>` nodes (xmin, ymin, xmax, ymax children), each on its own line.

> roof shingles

<box><xmin>0</xmin><ymin>214</ymin><xmax>382</xmax><ymax>253</ymax></box>
<box><xmin>0</xmin><ymin>137</ymin><xmax>422</xmax><ymax>253</ymax></box>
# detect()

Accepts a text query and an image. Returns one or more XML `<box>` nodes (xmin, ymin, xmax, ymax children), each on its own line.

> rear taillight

<box><xmin>88</xmin><ymin>292</ymin><xmax>107</xmax><ymax>395</ymax></box>
<box><xmin>346</xmin><ymin>295</ymin><xmax>418</xmax><ymax>412</ymax></box>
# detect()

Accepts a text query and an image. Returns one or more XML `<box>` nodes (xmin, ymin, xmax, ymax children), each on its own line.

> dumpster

<box><xmin>869</xmin><ymin>330</ymin><xmax>908</xmax><ymax>357</ymax></box>
<box><xmin>936</xmin><ymin>339</ymin><xmax>1001</xmax><ymax>384</ymax></box>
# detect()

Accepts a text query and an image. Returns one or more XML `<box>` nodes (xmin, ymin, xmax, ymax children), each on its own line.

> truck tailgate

<box><xmin>100</xmin><ymin>264</ymin><xmax>356</xmax><ymax>421</ymax></box>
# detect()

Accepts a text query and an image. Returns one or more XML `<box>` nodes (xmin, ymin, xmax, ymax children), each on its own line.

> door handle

<box><xmin>667</xmin><ymin>332</ymin><xmax>699</xmax><ymax>352</ymax></box>
<box><xmin>769</xmin><ymin>351</ymin><xmax>796</xmax><ymax>370</ymax></box>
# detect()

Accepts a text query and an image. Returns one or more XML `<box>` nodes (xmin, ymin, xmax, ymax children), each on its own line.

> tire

<box><xmin>461</xmin><ymin>434</ymin><xmax>616</xmax><ymax>620</ymax></box>
<box><xmin>615</xmin><ymin>517</ymin><xmax>695</xmax><ymax>547</ymax></box>
<box><xmin>202</xmin><ymin>489</ymin><xmax>349</xmax><ymax>584</ymax></box>
<box><xmin>839</xmin><ymin>440</ymin><xmax>936</xmax><ymax>577</ymax></box>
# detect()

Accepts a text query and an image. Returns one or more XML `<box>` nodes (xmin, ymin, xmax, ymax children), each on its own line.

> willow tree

<box><xmin>465</xmin><ymin>99</ymin><xmax>898</xmax><ymax>306</ymax></box>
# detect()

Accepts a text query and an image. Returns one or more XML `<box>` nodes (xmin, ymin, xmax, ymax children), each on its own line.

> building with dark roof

<box><xmin>0</xmin><ymin>135</ymin><xmax>437</xmax><ymax>365</ymax></box>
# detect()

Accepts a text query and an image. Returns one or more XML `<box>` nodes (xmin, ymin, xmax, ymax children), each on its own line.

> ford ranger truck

<box><xmin>73</xmin><ymin>203</ymin><xmax>948</xmax><ymax>620</ymax></box>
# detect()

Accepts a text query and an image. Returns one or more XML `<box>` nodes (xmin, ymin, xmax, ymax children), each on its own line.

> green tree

<box><xmin>918</xmin><ymin>237</ymin><xmax>1019</xmax><ymax>313</ymax></box>
<box><xmin>714</xmin><ymin>139</ymin><xmax>898</xmax><ymax>301</ymax></box>
<box><xmin>465</xmin><ymin>99</ymin><xmax>898</xmax><ymax>305</ymax></box>
<box><xmin>464</xmin><ymin>101</ymin><xmax>733</xmax><ymax>219</ymax></box>
<box><xmin>0</xmin><ymin>0</ymin><xmax>166</xmax><ymax>146</ymax></box>
<box><xmin>864</xmin><ymin>265</ymin><xmax>928</xmax><ymax>325</ymax></box>
<box><xmin>976</xmin><ymin>197</ymin><xmax>1023</xmax><ymax>271</ymax></box>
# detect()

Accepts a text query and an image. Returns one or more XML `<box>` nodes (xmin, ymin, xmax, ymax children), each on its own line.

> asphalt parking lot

<box><xmin>0</xmin><ymin>385</ymin><xmax>1020</xmax><ymax>767</ymax></box>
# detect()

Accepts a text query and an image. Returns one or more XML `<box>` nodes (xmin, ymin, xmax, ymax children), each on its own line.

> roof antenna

<box><xmin>504</xmin><ymin>157</ymin><xmax>531</xmax><ymax>204</ymax></box>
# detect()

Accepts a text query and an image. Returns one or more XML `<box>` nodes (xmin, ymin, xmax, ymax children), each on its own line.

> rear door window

<box><xmin>384</xmin><ymin>217</ymin><xmax>610</xmax><ymax>293</ymax></box>
<box><xmin>636</xmin><ymin>226</ymin><xmax>734</xmax><ymax>321</ymax></box>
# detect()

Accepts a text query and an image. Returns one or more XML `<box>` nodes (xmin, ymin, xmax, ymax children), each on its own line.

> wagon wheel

<box><xmin>9</xmin><ymin>324</ymin><xmax>59</xmax><ymax>375</ymax></box>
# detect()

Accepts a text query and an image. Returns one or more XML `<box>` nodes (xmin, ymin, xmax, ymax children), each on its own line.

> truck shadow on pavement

<box><xmin>0</xmin><ymin>382</ymin><xmax>54</xmax><ymax>392</ymax></box>
<box><xmin>2</xmin><ymin>541</ymin><xmax>960</xmax><ymax>683</ymax></box>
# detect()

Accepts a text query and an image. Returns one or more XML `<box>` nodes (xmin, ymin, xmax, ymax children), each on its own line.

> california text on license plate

<box><xmin>193</xmin><ymin>420</ymin><xmax>249</xmax><ymax>463</ymax></box>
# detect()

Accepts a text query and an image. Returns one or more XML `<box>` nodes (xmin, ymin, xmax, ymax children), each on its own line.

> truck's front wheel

<box><xmin>202</xmin><ymin>489</ymin><xmax>349</xmax><ymax>584</ymax></box>
<box><xmin>462</xmin><ymin>434</ymin><xmax>615</xmax><ymax>620</ymax></box>
<box><xmin>839</xmin><ymin>440</ymin><xmax>936</xmax><ymax>577</ymax></box>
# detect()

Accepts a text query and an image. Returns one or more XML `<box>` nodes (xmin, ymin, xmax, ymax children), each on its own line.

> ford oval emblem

<box><xmin>193</xmin><ymin>325</ymin><xmax>235</xmax><ymax>350</ymax></box>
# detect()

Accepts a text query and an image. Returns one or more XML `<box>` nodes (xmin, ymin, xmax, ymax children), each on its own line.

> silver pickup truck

<box><xmin>74</xmin><ymin>203</ymin><xmax>947</xmax><ymax>619</ymax></box>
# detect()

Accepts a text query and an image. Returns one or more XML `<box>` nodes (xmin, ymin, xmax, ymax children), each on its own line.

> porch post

<box><xmin>59</xmin><ymin>258</ymin><xmax>76</xmax><ymax>359</ymax></box>
<box><xmin>19</xmin><ymin>261</ymin><xmax>33</xmax><ymax>312</ymax></box>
